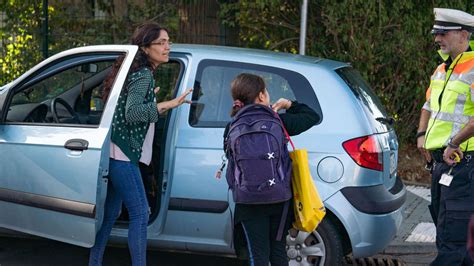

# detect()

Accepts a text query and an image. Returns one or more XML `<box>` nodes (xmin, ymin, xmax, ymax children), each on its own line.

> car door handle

<box><xmin>64</xmin><ymin>139</ymin><xmax>89</xmax><ymax>151</ymax></box>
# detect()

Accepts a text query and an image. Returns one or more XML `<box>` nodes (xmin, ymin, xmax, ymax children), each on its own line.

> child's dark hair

<box><xmin>102</xmin><ymin>22</ymin><xmax>168</xmax><ymax>101</ymax></box>
<box><xmin>230</xmin><ymin>73</ymin><xmax>266</xmax><ymax>117</ymax></box>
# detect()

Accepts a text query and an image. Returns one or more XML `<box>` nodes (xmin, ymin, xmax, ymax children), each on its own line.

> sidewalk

<box><xmin>381</xmin><ymin>184</ymin><xmax>437</xmax><ymax>265</ymax></box>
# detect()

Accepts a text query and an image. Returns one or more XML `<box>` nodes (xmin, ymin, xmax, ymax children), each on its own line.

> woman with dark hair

<box><xmin>224</xmin><ymin>73</ymin><xmax>319</xmax><ymax>265</ymax></box>
<box><xmin>89</xmin><ymin>22</ymin><xmax>192</xmax><ymax>266</ymax></box>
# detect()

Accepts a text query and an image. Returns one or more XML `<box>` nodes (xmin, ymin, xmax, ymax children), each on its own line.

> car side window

<box><xmin>189</xmin><ymin>59</ymin><xmax>320</xmax><ymax>127</ymax></box>
<box><xmin>154</xmin><ymin>60</ymin><xmax>183</xmax><ymax>116</ymax></box>
<box><xmin>5</xmin><ymin>56</ymin><xmax>121</xmax><ymax>126</ymax></box>
<box><xmin>74</xmin><ymin>82</ymin><xmax>106</xmax><ymax>125</ymax></box>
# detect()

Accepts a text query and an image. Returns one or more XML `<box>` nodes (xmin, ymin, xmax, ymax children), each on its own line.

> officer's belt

<box><xmin>430</xmin><ymin>149</ymin><xmax>474</xmax><ymax>163</ymax></box>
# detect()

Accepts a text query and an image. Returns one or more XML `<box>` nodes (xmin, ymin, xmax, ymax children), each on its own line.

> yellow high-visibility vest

<box><xmin>425</xmin><ymin>41</ymin><xmax>474</xmax><ymax>151</ymax></box>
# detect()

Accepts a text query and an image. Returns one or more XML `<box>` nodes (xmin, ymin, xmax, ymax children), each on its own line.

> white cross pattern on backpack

<box><xmin>269</xmin><ymin>178</ymin><xmax>276</xmax><ymax>186</ymax></box>
<box><xmin>267</xmin><ymin>152</ymin><xmax>275</xmax><ymax>159</ymax></box>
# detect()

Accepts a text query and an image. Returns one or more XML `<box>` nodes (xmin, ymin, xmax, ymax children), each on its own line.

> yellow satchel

<box><xmin>289</xmin><ymin>149</ymin><xmax>326</xmax><ymax>232</ymax></box>
<box><xmin>275</xmin><ymin>111</ymin><xmax>326</xmax><ymax>232</ymax></box>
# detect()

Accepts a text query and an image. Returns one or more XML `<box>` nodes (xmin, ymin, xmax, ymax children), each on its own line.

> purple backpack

<box><xmin>225</xmin><ymin>104</ymin><xmax>292</xmax><ymax>204</ymax></box>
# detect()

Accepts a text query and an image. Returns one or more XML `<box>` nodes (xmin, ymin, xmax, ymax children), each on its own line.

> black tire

<box><xmin>286</xmin><ymin>218</ymin><xmax>344</xmax><ymax>265</ymax></box>
<box><xmin>316</xmin><ymin>218</ymin><xmax>345</xmax><ymax>265</ymax></box>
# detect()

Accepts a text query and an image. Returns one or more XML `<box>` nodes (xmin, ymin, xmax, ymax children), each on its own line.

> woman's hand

<box><xmin>272</xmin><ymin>98</ymin><xmax>292</xmax><ymax>112</ymax></box>
<box><xmin>157</xmin><ymin>88</ymin><xmax>193</xmax><ymax>114</ymax></box>
<box><xmin>173</xmin><ymin>88</ymin><xmax>193</xmax><ymax>106</ymax></box>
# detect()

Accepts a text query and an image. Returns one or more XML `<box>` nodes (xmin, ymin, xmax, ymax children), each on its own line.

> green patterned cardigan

<box><xmin>110</xmin><ymin>67</ymin><xmax>159</xmax><ymax>164</ymax></box>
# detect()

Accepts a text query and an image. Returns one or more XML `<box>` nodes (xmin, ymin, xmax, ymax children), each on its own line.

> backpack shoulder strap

<box><xmin>274</xmin><ymin>111</ymin><xmax>295</xmax><ymax>151</ymax></box>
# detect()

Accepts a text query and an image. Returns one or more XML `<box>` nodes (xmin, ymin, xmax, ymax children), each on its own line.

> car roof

<box><xmin>171</xmin><ymin>44</ymin><xmax>349</xmax><ymax>70</ymax></box>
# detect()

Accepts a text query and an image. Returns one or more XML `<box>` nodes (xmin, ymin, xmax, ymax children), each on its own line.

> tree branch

<box><xmin>269</xmin><ymin>37</ymin><xmax>299</xmax><ymax>50</ymax></box>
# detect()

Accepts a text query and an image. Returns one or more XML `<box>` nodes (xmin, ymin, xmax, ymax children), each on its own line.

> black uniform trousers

<box><xmin>429</xmin><ymin>151</ymin><xmax>474</xmax><ymax>266</ymax></box>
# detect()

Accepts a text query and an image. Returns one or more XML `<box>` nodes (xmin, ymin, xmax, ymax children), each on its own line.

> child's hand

<box><xmin>272</xmin><ymin>98</ymin><xmax>292</xmax><ymax>112</ymax></box>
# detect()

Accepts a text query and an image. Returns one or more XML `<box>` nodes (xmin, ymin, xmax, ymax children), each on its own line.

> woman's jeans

<box><xmin>89</xmin><ymin>159</ymin><xmax>149</xmax><ymax>266</ymax></box>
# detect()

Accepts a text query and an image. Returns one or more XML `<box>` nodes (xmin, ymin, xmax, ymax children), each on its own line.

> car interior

<box><xmin>4</xmin><ymin>56</ymin><xmax>183</xmax><ymax>226</ymax></box>
<box><xmin>6</xmin><ymin>61</ymin><xmax>110</xmax><ymax>125</ymax></box>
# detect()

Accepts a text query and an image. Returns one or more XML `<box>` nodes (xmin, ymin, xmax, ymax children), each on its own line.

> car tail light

<box><xmin>342</xmin><ymin>135</ymin><xmax>383</xmax><ymax>171</ymax></box>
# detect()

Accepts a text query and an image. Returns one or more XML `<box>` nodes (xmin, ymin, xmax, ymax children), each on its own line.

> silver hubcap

<box><xmin>286</xmin><ymin>228</ymin><xmax>326</xmax><ymax>266</ymax></box>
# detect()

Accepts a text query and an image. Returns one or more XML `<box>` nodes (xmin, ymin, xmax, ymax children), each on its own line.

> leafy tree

<box><xmin>0</xmin><ymin>0</ymin><xmax>45</xmax><ymax>85</ymax></box>
<box><xmin>0</xmin><ymin>0</ymin><xmax>179</xmax><ymax>85</ymax></box>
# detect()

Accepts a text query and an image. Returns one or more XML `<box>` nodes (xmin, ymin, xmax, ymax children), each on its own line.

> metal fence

<box><xmin>172</xmin><ymin>0</ymin><xmax>239</xmax><ymax>46</ymax></box>
<box><xmin>46</xmin><ymin>0</ymin><xmax>238</xmax><ymax>50</ymax></box>
<box><xmin>0</xmin><ymin>1</ymin><xmax>239</xmax><ymax>84</ymax></box>
<box><xmin>1</xmin><ymin>1</ymin><xmax>238</xmax><ymax>53</ymax></box>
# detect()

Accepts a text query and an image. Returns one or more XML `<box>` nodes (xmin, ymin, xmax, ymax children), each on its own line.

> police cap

<box><xmin>432</xmin><ymin>8</ymin><xmax>474</xmax><ymax>34</ymax></box>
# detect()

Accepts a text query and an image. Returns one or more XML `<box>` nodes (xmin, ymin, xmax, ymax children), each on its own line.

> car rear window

<box><xmin>336</xmin><ymin>67</ymin><xmax>392</xmax><ymax>132</ymax></box>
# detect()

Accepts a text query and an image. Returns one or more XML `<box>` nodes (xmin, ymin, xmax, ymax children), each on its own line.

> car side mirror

<box><xmin>77</xmin><ymin>63</ymin><xmax>98</xmax><ymax>73</ymax></box>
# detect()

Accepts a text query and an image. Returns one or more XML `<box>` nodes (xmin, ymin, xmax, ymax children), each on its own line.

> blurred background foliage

<box><xmin>220</xmin><ymin>0</ymin><xmax>472</xmax><ymax>144</ymax></box>
<box><xmin>1</xmin><ymin>0</ymin><xmax>473</xmax><ymax>144</ymax></box>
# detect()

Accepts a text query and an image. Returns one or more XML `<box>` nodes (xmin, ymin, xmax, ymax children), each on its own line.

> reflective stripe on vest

<box><xmin>431</xmin><ymin>111</ymin><xmax>470</xmax><ymax>125</ymax></box>
<box><xmin>425</xmin><ymin>47</ymin><xmax>474</xmax><ymax>151</ymax></box>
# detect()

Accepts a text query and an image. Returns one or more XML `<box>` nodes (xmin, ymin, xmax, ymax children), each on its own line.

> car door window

<box><xmin>154</xmin><ymin>60</ymin><xmax>183</xmax><ymax>116</ymax></box>
<box><xmin>189</xmin><ymin>59</ymin><xmax>321</xmax><ymax>127</ymax></box>
<box><xmin>5</xmin><ymin>57</ymin><xmax>120</xmax><ymax>126</ymax></box>
<box><xmin>74</xmin><ymin>82</ymin><xmax>106</xmax><ymax>125</ymax></box>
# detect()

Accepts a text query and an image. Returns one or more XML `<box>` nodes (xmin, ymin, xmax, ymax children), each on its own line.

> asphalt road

<box><xmin>0</xmin><ymin>185</ymin><xmax>436</xmax><ymax>265</ymax></box>
<box><xmin>0</xmin><ymin>236</ymin><xmax>433</xmax><ymax>266</ymax></box>
<box><xmin>0</xmin><ymin>236</ymin><xmax>245</xmax><ymax>265</ymax></box>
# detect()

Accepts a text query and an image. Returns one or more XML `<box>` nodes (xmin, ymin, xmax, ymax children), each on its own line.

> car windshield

<box><xmin>336</xmin><ymin>67</ymin><xmax>392</xmax><ymax>133</ymax></box>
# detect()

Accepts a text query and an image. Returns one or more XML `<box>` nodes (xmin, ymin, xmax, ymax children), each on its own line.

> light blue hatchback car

<box><xmin>0</xmin><ymin>45</ymin><xmax>406</xmax><ymax>265</ymax></box>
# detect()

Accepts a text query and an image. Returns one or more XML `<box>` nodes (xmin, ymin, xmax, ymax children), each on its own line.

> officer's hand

<box><xmin>417</xmin><ymin>135</ymin><xmax>432</xmax><ymax>162</ymax></box>
<box><xmin>443</xmin><ymin>146</ymin><xmax>463</xmax><ymax>165</ymax></box>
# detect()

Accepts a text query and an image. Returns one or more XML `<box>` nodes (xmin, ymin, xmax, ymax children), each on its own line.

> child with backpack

<box><xmin>223</xmin><ymin>73</ymin><xmax>319</xmax><ymax>266</ymax></box>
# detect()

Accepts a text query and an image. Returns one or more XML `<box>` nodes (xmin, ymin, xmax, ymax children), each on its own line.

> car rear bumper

<box><xmin>325</xmin><ymin>176</ymin><xmax>406</xmax><ymax>258</ymax></box>
<box><xmin>340</xmin><ymin>175</ymin><xmax>406</xmax><ymax>214</ymax></box>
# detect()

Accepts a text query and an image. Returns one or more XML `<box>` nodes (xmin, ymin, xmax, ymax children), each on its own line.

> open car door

<box><xmin>0</xmin><ymin>45</ymin><xmax>138</xmax><ymax>247</ymax></box>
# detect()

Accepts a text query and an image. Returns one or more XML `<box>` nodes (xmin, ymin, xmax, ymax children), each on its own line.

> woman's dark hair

<box><xmin>230</xmin><ymin>73</ymin><xmax>266</xmax><ymax>117</ymax></box>
<box><xmin>102</xmin><ymin>22</ymin><xmax>168</xmax><ymax>101</ymax></box>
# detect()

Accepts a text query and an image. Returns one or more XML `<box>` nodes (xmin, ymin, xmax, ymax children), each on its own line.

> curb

<box><xmin>383</xmin><ymin>243</ymin><xmax>437</xmax><ymax>255</ymax></box>
<box><xmin>400</xmin><ymin>179</ymin><xmax>431</xmax><ymax>187</ymax></box>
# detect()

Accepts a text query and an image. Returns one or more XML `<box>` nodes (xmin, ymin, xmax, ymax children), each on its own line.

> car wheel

<box><xmin>286</xmin><ymin>218</ymin><xmax>344</xmax><ymax>265</ymax></box>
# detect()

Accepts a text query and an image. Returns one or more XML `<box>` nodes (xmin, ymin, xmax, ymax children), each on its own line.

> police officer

<box><xmin>416</xmin><ymin>7</ymin><xmax>474</xmax><ymax>266</ymax></box>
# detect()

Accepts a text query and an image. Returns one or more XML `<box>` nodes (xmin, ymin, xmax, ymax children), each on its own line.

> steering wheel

<box><xmin>51</xmin><ymin>98</ymin><xmax>81</xmax><ymax>124</ymax></box>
